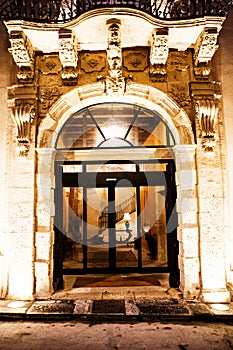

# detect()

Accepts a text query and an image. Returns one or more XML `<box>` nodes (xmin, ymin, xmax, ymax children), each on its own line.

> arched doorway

<box><xmin>53</xmin><ymin>102</ymin><xmax>179</xmax><ymax>290</ymax></box>
<box><xmin>36</xmin><ymin>82</ymin><xmax>199</xmax><ymax>299</ymax></box>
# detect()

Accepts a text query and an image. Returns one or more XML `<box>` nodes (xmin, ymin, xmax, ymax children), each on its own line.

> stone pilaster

<box><xmin>6</xmin><ymin>157</ymin><xmax>35</xmax><ymax>300</ymax></box>
<box><xmin>35</xmin><ymin>148</ymin><xmax>55</xmax><ymax>298</ymax></box>
<box><xmin>174</xmin><ymin>145</ymin><xmax>200</xmax><ymax>299</ymax></box>
<box><xmin>196</xmin><ymin>142</ymin><xmax>230</xmax><ymax>302</ymax></box>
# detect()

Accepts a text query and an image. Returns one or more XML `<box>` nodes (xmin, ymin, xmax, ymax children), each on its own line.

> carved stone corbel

<box><xmin>194</xmin><ymin>28</ymin><xmax>219</xmax><ymax>77</ymax></box>
<box><xmin>195</xmin><ymin>98</ymin><xmax>219</xmax><ymax>152</ymax></box>
<box><xmin>106</xmin><ymin>19</ymin><xmax>125</xmax><ymax>95</ymax></box>
<box><xmin>150</xmin><ymin>29</ymin><xmax>169</xmax><ymax>81</ymax></box>
<box><xmin>58</xmin><ymin>29</ymin><xmax>78</xmax><ymax>85</ymax></box>
<box><xmin>9</xmin><ymin>101</ymin><xmax>36</xmax><ymax>157</ymax></box>
<box><xmin>8</xmin><ymin>31</ymin><xmax>34</xmax><ymax>83</ymax></box>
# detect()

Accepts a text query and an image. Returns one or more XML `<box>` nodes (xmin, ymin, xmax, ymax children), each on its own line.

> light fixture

<box><xmin>210</xmin><ymin>304</ymin><xmax>230</xmax><ymax>311</ymax></box>
<box><xmin>143</xmin><ymin>224</ymin><xmax>151</xmax><ymax>233</ymax></box>
<box><xmin>7</xmin><ymin>301</ymin><xmax>26</xmax><ymax>308</ymax></box>
<box><xmin>103</xmin><ymin>117</ymin><xmax>126</xmax><ymax>139</ymax></box>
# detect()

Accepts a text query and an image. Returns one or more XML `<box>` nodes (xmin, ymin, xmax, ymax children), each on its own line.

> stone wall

<box><xmin>0</xmin><ymin>22</ymin><xmax>10</xmax><ymax>299</ymax></box>
<box><xmin>0</xmin><ymin>9</ymin><xmax>232</xmax><ymax>301</ymax></box>
<box><xmin>218</xmin><ymin>9</ymin><xmax>233</xmax><ymax>287</ymax></box>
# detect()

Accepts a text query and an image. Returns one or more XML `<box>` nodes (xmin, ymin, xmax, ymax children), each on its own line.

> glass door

<box><xmin>56</xmin><ymin>160</ymin><xmax>177</xmax><ymax>278</ymax></box>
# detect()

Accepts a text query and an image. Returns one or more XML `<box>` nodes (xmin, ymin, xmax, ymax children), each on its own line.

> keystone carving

<box><xmin>150</xmin><ymin>29</ymin><xmax>169</xmax><ymax>79</ymax></box>
<box><xmin>106</xmin><ymin>19</ymin><xmax>125</xmax><ymax>95</ymax></box>
<box><xmin>10</xmin><ymin>102</ymin><xmax>36</xmax><ymax>157</ymax></box>
<box><xmin>8</xmin><ymin>31</ymin><xmax>34</xmax><ymax>83</ymax></box>
<box><xmin>195</xmin><ymin>98</ymin><xmax>219</xmax><ymax>152</ymax></box>
<box><xmin>194</xmin><ymin>28</ymin><xmax>219</xmax><ymax>77</ymax></box>
<box><xmin>58</xmin><ymin>29</ymin><xmax>78</xmax><ymax>84</ymax></box>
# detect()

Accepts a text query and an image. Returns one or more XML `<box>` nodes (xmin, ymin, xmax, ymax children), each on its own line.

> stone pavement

<box><xmin>0</xmin><ymin>285</ymin><xmax>233</xmax><ymax>323</ymax></box>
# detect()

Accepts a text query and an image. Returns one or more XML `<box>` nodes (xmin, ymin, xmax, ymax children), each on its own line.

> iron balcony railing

<box><xmin>0</xmin><ymin>0</ymin><xmax>232</xmax><ymax>23</ymax></box>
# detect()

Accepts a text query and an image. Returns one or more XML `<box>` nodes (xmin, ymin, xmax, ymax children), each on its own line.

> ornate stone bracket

<box><xmin>194</xmin><ymin>28</ymin><xmax>219</xmax><ymax>77</ymax></box>
<box><xmin>195</xmin><ymin>98</ymin><xmax>219</xmax><ymax>152</ymax></box>
<box><xmin>10</xmin><ymin>102</ymin><xmax>36</xmax><ymax>156</ymax></box>
<box><xmin>150</xmin><ymin>28</ymin><xmax>169</xmax><ymax>80</ymax></box>
<box><xmin>106</xmin><ymin>19</ymin><xmax>125</xmax><ymax>95</ymax></box>
<box><xmin>8</xmin><ymin>31</ymin><xmax>34</xmax><ymax>83</ymax></box>
<box><xmin>58</xmin><ymin>29</ymin><xmax>78</xmax><ymax>85</ymax></box>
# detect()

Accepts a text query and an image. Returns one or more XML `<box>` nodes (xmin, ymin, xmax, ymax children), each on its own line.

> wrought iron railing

<box><xmin>0</xmin><ymin>0</ymin><xmax>232</xmax><ymax>23</ymax></box>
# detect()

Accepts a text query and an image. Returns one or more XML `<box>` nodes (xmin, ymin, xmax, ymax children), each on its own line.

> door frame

<box><xmin>53</xmin><ymin>159</ymin><xmax>179</xmax><ymax>289</ymax></box>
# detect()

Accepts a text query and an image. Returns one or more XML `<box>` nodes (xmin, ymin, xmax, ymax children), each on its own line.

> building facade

<box><xmin>0</xmin><ymin>0</ymin><xmax>233</xmax><ymax>303</ymax></box>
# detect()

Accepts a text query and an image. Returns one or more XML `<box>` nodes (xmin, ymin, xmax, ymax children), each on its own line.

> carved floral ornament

<box><xmin>149</xmin><ymin>28</ymin><xmax>169</xmax><ymax>80</ymax></box>
<box><xmin>150</xmin><ymin>29</ymin><xmax>169</xmax><ymax>66</ymax></box>
<box><xmin>194</xmin><ymin>27</ymin><xmax>219</xmax><ymax>77</ymax></box>
<box><xmin>195</xmin><ymin>98</ymin><xmax>219</xmax><ymax>152</ymax></box>
<box><xmin>58</xmin><ymin>29</ymin><xmax>78</xmax><ymax>83</ymax></box>
<box><xmin>10</xmin><ymin>102</ymin><xmax>36</xmax><ymax>157</ymax></box>
<box><xmin>8</xmin><ymin>31</ymin><xmax>34</xmax><ymax>83</ymax></box>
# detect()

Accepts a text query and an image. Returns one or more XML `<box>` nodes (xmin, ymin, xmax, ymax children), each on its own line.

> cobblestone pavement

<box><xmin>0</xmin><ymin>320</ymin><xmax>233</xmax><ymax>350</ymax></box>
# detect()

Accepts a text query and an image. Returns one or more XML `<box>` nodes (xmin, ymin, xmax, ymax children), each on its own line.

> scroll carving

<box><xmin>8</xmin><ymin>31</ymin><xmax>34</xmax><ymax>83</ymax></box>
<box><xmin>194</xmin><ymin>28</ymin><xmax>219</xmax><ymax>77</ymax></box>
<box><xmin>195</xmin><ymin>98</ymin><xmax>219</xmax><ymax>152</ymax></box>
<box><xmin>10</xmin><ymin>102</ymin><xmax>36</xmax><ymax>156</ymax></box>
<box><xmin>106</xmin><ymin>19</ymin><xmax>125</xmax><ymax>95</ymax></box>
<box><xmin>150</xmin><ymin>29</ymin><xmax>169</xmax><ymax>80</ymax></box>
<box><xmin>58</xmin><ymin>29</ymin><xmax>78</xmax><ymax>84</ymax></box>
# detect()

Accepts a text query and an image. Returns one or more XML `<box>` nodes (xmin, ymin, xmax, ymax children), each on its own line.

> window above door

<box><xmin>56</xmin><ymin>102</ymin><xmax>175</xmax><ymax>150</ymax></box>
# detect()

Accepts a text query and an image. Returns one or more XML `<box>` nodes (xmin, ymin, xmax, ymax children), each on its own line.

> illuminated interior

<box><xmin>54</xmin><ymin>102</ymin><xmax>177</xmax><ymax>284</ymax></box>
<box><xmin>56</xmin><ymin>102</ymin><xmax>175</xmax><ymax>149</ymax></box>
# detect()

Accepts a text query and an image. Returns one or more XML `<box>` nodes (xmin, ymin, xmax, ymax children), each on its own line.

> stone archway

<box><xmin>35</xmin><ymin>82</ymin><xmax>199</xmax><ymax>299</ymax></box>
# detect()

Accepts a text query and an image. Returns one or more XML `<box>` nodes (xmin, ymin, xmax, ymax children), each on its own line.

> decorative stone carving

<box><xmin>106</xmin><ymin>19</ymin><xmax>125</xmax><ymax>95</ymax></box>
<box><xmin>58</xmin><ymin>29</ymin><xmax>78</xmax><ymax>67</ymax></box>
<box><xmin>194</xmin><ymin>28</ymin><xmax>219</xmax><ymax>77</ymax></box>
<box><xmin>58</xmin><ymin>29</ymin><xmax>78</xmax><ymax>84</ymax></box>
<box><xmin>8</xmin><ymin>31</ymin><xmax>34</xmax><ymax>83</ymax></box>
<box><xmin>150</xmin><ymin>28</ymin><xmax>169</xmax><ymax>80</ymax></box>
<box><xmin>10</xmin><ymin>101</ymin><xmax>36</xmax><ymax>157</ymax></box>
<box><xmin>61</xmin><ymin>67</ymin><xmax>78</xmax><ymax>85</ymax></box>
<box><xmin>123</xmin><ymin>51</ymin><xmax>148</xmax><ymax>71</ymax></box>
<box><xmin>168</xmin><ymin>83</ymin><xmax>191</xmax><ymax>107</ymax></box>
<box><xmin>38</xmin><ymin>56</ymin><xmax>62</xmax><ymax>75</ymax></box>
<box><xmin>168</xmin><ymin>52</ymin><xmax>190</xmax><ymax>71</ymax></box>
<box><xmin>81</xmin><ymin>53</ymin><xmax>106</xmax><ymax>73</ymax></box>
<box><xmin>194</xmin><ymin>63</ymin><xmax>211</xmax><ymax>77</ymax></box>
<box><xmin>195</xmin><ymin>98</ymin><xmax>219</xmax><ymax>152</ymax></box>
<box><xmin>150</xmin><ymin>29</ymin><xmax>169</xmax><ymax>66</ymax></box>
<box><xmin>40</xmin><ymin>86</ymin><xmax>61</xmax><ymax>111</ymax></box>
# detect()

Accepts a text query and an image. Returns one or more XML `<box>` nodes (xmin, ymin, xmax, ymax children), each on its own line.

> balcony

<box><xmin>0</xmin><ymin>0</ymin><xmax>232</xmax><ymax>23</ymax></box>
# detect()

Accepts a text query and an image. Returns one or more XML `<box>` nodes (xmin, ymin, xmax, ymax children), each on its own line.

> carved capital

<box><xmin>106</xmin><ymin>19</ymin><xmax>124</xmax><ymax>95</ymax></box>
<box><xmin>8</xmin><ymin>31</ymin><xmax>34</xmax><ymax>83</ymax></box>
<box><xmin>195</xmin><ymin>98</ymin><xmax>219</xmax><ymax>152</ymax></box>
<box><xmin>10</xmin><ymin>101</ymin><xmax>36</xmax><ymax>157</ymax></box>
<box><xmin>194</xmin><ymin>28</ymin><xmax>219</xmax><ymax>77</ymax></box>
<box><xmin>150</xmin><ymin>29</ymin><xmax>169</xmax><ymax>66</ymax></box>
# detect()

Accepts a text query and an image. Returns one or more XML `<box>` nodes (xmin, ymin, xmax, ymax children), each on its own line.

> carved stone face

<box><xmin>108</xmin><ymin>24</ymin><xmax>120</xmax><ymax>42</ymax></box>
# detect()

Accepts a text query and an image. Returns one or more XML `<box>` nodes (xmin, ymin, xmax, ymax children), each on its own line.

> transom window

<box><xmin>56</xmin><ymin>102</ymin><xmax>175</xmax><ymax>149</ymax></box>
